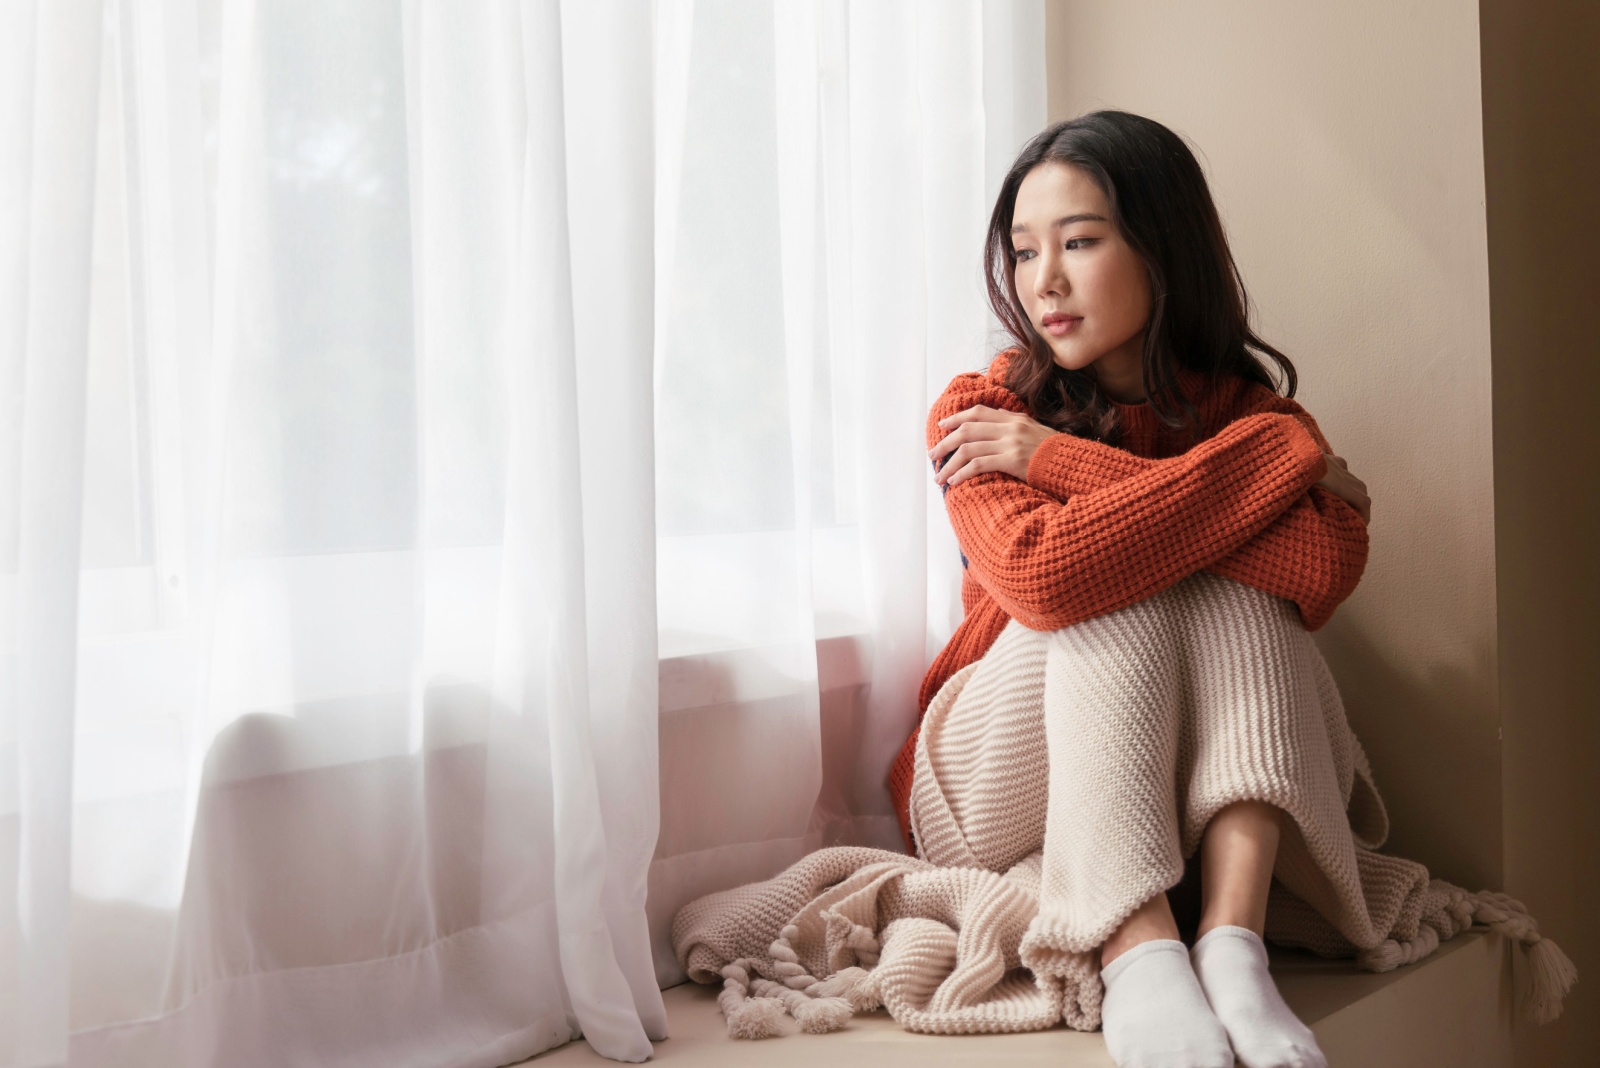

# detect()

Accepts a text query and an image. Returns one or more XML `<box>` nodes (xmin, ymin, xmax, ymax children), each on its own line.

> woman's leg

<box><xmin>1188</xmin><ymin>797</ymin><xmax>1325</xmax><ymax>1067</ymax></box>
<box><xmin>1099</xmin><ymin>775</ymin><xmax>1286</xmax><ymax>963</ymax></box>
<box><xmin>908</xmin><ymin>619</ymin><xmax>1052</xmax><ymax>873</ymax></box>
<box><xmin>1197</xmin><ymin>799</ymin><xmax>1283</xmax><ymax>938</ymax></box>
<box><xmin>1101</xmin><ymin>792</ymin><xmax>1271</xmax><ymax>966</ymax></box>
<box><xmin>1172</xmin><ymin>574</ymin><xmax>1328</xmax><ymax>1067</ymax></box>
<box><xmin>1092</xmin><ymin>812</ymin><xmax>1277</xmax><ymax>1066</ymax></box>
<box><xmin>1099</xmin><ymin>891</ymin><xmax>1181</xmax><ymax>967</ymax></box>
<box><xmin>1028</xmin><ymin>584</ymin><xmax>1232</xmax><ymax>1066</ymax></box>
<box><xmin>924</xmin><ymin>603</ymin><xmax>1229</xmax><ymax>1063</ymax></box>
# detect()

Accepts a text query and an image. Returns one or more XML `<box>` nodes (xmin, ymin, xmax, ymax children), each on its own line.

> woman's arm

<box><xmin>930</xmin><ymin>377</ymin><xmax>1328</xmax><ymax>631</ymax></box>
<box><xmin>1205</xmin><ymin>488</ymin><xmax>1367</xmax><ymax>629</ymax></box>
<box><xmin>1023</xmin><ymin>393</ymin><xmax>1369</xmax><ymax>629</ymax></box>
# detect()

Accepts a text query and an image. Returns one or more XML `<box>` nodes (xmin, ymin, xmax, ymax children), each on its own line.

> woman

<box><xmin>903</xmin><ymin>110</ymin><xmax>1371</xmax><ymax>1067</ymax></box>
<box><xmin>672</xmin><ymin>111</ymin><xmax>1569</xmax><ymax>1061</ymax></box>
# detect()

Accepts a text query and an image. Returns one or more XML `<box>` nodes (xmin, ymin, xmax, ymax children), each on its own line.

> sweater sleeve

<box><xmin>1022</xmin><ymin>388</ymin><xmax>1369</xmax><ymax>630</ymax></box>
<box><xmin>931</xmin><ymin>374</ymin><xmax>1329</xmax><ymax>631</ymax></box>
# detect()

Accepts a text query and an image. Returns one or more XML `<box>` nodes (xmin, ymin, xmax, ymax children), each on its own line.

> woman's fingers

<box><xmin>1315</xmin><ymin>455</ymin><xmax>1372</xmax><ymax>524</ymax></box>
<box><xmin>930</xmin><ymin>415</ymin><xmax>1006</xmax><ymax>465</ymax></box>
<box><xmin>932</xmin><ymin>420</ymin><xmax>1001</xmax><ymax>446</ymax></box>
<box><xmin>932</xmin><ymin>404</ymin><xmax>1058</xmax><ymax>485</ymax></box>
<box><xmin>941</xmin><ymin>455</ymin><xmax>985</xmax><ymax>485</ymax></box>
<box><xmin>934</xmin><ymin>439</ymin><xmax>1004</xmax><ymax>485</ymax></box>
<box><xmin>936</xmin><ymin>403</ymin><xmax>998</xmax><ymax>429</ymax></box>
<box><xmin>933</xmin><ymin>403</ymin><xmax>1019</xmax><ymax>447</ymax></box>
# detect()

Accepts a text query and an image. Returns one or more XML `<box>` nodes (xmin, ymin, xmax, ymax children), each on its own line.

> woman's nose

<box><xmin>1034</xmin><ymin>248</ymin><xmax>1067</xmax><ymax>297</ymax></box>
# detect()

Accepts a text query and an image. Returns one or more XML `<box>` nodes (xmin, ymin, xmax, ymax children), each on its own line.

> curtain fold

<box><xmin>6</xmin><ymin>2</ymin><xmax>105</xmax><ymax>1063</ymax></box>
<box><xmin>0</xmin><ymin>0</ymin><xmax>1045</xmax><ymax>1063</ymax></box>
<box><xmin>528</xmin><ymin>0</ymin><xmax>666</xmax><ymax>1053</ymax></box>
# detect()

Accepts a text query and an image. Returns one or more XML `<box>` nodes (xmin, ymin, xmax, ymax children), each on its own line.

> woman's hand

<box><xmin>930</xmin><ymin>404</ymin><xmax>1058</xmax><ymax>487</ymax></box>
<box><xmin>1316</xmin><ymin>452</ymin><xmax>1371</xmax><ymax>524</ymax></box>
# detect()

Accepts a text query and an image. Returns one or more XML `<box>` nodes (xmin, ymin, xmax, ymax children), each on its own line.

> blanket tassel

<box><xmin>1355</xmin><ymin>883</ymin><xmax>1577</xmax><ymax>1025</ymax></box>
<box><xmin>764</xmin><ymin>924</ymin><xmax>856</xmax><ymax>1033</ymax></box>
<box><xmin>749</xmin><ymin>977</ymin><xmax>854</xmax><ymax>1033</ymax></box>
<box><xmin>717</xmin><ymin>960</ymin><xmax>786</xmax><ymax>1039</ymax></box>
<box><xmin>1467</xmin><ymin>889</ymin><xmax>1578</xmax><ymax>1025</ymax></box>
<box><xmin>811</xmin><ymin>966</ymin><xmax>881</xmax><ymax>1013</ymax></box>
<box><xmin>716</xmin><ymin>925</ymin><xmax>871</xmax><ymax>1039</ymax></box>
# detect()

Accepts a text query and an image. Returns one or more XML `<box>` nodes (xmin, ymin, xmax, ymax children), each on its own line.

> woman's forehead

<box><xmin>1012</xmin><ymin>162</ymin><xmax>1110</xmax><ymax>232</ymax></box>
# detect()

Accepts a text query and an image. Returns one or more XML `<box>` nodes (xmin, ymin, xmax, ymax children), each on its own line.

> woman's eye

<box><xmin>1065</xmin><ymin>238</ymin><xmax>1097</xmax><ymax>251</ymax></box>
<box><xmin>1013</xmin><ymin>248</ymin><xmax>1036</xmax><ymax>262</ymax></box>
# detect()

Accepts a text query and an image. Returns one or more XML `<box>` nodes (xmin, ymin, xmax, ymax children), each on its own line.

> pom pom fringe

<box><xmin>812</xmin><ymin>966</ymin><xmax>882</xmax><ymax>1012</ymax></box>
<box><xmin>714</xmin><ymin>925</ymin><xmax>882</xmax><ymax>1039</ymax></box>
<box><xmin>750</xmin><ymin>977</ymin><xmax>853</xmax><ymax>1034</ymax></box>
<box><xmin>717</xmin><ymin>959</ymin><xmax>786</xmax><ymax>1039</ymax></box>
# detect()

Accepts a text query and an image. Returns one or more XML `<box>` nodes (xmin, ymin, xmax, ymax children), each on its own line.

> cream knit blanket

<box><xmin>671</xmin><ymin>572</ymin><xmax>1575</xmax><ymax>1038</ymax></box>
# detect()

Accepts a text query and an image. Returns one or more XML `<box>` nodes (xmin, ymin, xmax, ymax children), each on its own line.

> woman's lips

<box><xmin>1043</xmin><ymin>316</ymin><xmax>1081</xmax><ymax>337</ymax></box>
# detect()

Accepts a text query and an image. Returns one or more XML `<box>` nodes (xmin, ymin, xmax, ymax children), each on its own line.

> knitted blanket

<box><xmin>671</xmin><ymin>572</ymin><xmax>1575</xmax><ymax>1038</ymax></box>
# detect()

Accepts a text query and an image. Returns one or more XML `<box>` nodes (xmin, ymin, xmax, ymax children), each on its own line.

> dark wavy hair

<box><xmin>984</xmin><ymin>110</ymin><xmax>1296</xmax><ymax>444</ymax></box>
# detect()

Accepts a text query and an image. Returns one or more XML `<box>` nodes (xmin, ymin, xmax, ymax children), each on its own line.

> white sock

<box><xmin>1190</xmin><ymin>926</ymin><xmax>1326</xmax><ymax>1068</ymax></box>
<box><xmin>1100</xmin><ymin>938</ymin><xmax>1234</xmax><ymax>1068</ymax></box>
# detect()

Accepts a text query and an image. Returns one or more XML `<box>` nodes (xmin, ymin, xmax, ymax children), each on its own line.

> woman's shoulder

<box><xmin>983</xmin><ymin>347</ymin><xmax>1019</xmax><ymax>384</ymax></box>
<box><xmin>1221</xmin><ymin>376</ymin><xmax>1319</xmax><ymax>423</ymax></box>
<box><xmin>1216</xmin><ymin>375</ymin><xmax>1333</xmax><ymax>450</ymax></box>
<box><xmin>932</xmin><ymin>349</ymin><xmax>1029</xmax><ymax>411</ymax></box>
<box><xmin>926</xmin><ymin>349</ymin><xmax>1030</xmax><ymax>446</ymax></box>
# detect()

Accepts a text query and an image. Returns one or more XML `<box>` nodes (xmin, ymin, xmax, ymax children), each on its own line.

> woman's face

<box><xmin>1009</xmin><ymin>161</ymin><xmax>1151</xmax><ymax>379</ymax></box>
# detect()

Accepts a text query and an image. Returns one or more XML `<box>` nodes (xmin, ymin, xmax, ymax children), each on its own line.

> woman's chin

<box><xmin>1045</xmin><ymin>343</ymin><xmax>1101</xmax><ymax>373</ymax></box>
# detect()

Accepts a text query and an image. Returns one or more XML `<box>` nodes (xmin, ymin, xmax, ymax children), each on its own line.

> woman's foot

<box><xmin>1189</xmin><ymin>925</ymin><xmax>1325</xmax><ymax>1068</ymax></box>
<box><xmin>1100</xmin><ymin>938</ymin><xmax>1234</xmax><ymax>1068</ymax></box>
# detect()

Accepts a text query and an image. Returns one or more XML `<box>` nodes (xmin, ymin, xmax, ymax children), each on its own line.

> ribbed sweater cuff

<box><xmin>1281</xmin><ymin>414</ymin><xmax>1329</xmax><ymax>486</ymax></box>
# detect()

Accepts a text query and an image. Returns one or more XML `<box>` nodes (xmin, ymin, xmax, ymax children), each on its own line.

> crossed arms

<box><xmin>931</xmin><ymin>374</ymin><xmax>1370</xmax><ymax>632</ymax></box>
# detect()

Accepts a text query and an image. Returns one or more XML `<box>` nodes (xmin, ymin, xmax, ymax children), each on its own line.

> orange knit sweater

<box><xmin>888</xmin><ymin>349</ymin><xmax>1370</xmax><ymax>853</ymax></box>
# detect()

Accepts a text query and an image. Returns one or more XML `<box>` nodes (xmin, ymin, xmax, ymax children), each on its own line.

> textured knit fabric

<box><xmin>671</xmin><ymin>571</ymin><xmax>1574</xmax><ymax>1038</ymax></box>
<box><xmin>911</xmin><ymin>570</ymin><xmax>1403</xmax><ymax>1029</ymax></box>
<box><xmin>889</xmin><ymin>351</ymin><xmax>1371</xmax><ymax>852</ymax></box>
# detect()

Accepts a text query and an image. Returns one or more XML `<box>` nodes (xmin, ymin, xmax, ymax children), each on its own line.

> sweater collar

<box><xmin>987</xmin><ymin>350</ymin><xmax>1216</xmax><ymax>431</ymax></box>
<box><xmin>1108</xmin><ymin>366</ymin><xmax>1212</xmax><ymax>435</ymax></box>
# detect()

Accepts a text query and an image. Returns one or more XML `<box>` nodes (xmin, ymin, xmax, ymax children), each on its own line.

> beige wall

<box><xmin>1479</xmin><ymin>1</ymin><xmax>1600</xmax><ymax>1065</ymax></box>
<box><xmin>1046</xmin><ymin>1</ymin><xmax>1502</xmax><ymax>890</ymax></box>
<box><xmin>1045</xmin><ymin>2</ymin><xmax>1600</xmax><ymax>1062</ymax></box>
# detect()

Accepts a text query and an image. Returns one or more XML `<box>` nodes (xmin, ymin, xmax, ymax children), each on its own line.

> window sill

<box><xmin>526</xmin><ymin>930</ymin><xmax>1511</xmax><ymax>1067</ymax></box>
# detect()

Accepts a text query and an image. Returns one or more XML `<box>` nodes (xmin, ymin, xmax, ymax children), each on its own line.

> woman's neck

<box><xmin>1091</xmin><ymin>343</ymin><xmax>1146</xmax><ymax>404</ymax></box>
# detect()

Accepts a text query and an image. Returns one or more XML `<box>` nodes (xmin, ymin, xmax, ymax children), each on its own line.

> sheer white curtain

<box><xmin>0</xmin><ymin>0</ymin><xmax>1043</xmax><ymax>1064</ymax></box>
<box><xmin>646</xmin><ymin>0</ymin><xmax>1045</xmax><ymax>980</ymax></box>
<box><xmin>4</xmin><ymin>0</ymin><xmax>662</xmax><ymax>1064</ymax></box>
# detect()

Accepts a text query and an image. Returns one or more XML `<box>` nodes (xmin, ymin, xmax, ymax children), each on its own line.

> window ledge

<box><xmin>525</xmin><ymin>930</ymin><xmax>1512</xmax><ymax>1067</ymax></box>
